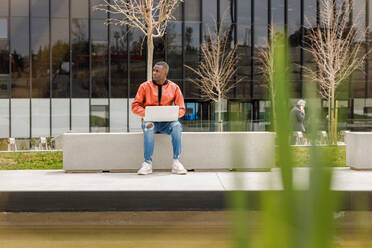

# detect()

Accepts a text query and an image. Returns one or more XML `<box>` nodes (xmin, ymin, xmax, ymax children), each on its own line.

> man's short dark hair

<box><xmin>155</xmin><ymin>61</ymin><xmax>169</xmax><ymax>72</ymax></box>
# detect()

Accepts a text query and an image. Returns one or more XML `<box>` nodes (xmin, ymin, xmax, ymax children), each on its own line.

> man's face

<box><xmin>153</xmin><ymin>65</ymin><xmax>168</xmax><ymax>82</ymax></box>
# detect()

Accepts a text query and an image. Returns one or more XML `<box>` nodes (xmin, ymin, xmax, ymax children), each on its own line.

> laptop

<box><xmin>144</xmin><ymin>106</ymin><xmax>179</xmax><ymax>122</ymax></box>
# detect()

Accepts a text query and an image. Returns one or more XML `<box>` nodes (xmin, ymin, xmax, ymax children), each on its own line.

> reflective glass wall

<box><xmin>2</xmin><ymin>0</ymin><xmax>372</xmax><ymax>137</ymax></box>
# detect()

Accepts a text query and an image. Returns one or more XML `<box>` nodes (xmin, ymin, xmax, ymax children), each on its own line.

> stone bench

<box><xmin>345</xmin><ymin>131</ymin><xmax>372</xmax><ymax>170</ymax></box>
<box><xmin>57</xmin><ymin>132</ymin><xmax>275</xmax><ymax>172</ymax></box>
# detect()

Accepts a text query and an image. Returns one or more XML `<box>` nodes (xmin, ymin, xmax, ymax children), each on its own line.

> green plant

<box><xmin>0</xmin><ymin>139</ymin><xmax>8</xmax><ymax>151</ymax></box>
<box><xmin>19</xmin><ymin>140</ymin><xmax>28</xmax><ymax>150</ymax></box>
<box><xmin>46</xmin><ymin>136</ymin><xmax>55</xmax><ymax>149</ymax></box>
<box><xmin>30</xmin><ymin>138</ymin><xmax>38</xmax><ymax>149</ymax></box>
<box><xmin>230</xmin><ymin>34</ymin><xmax>339</xmax><ymax>248</ymax></box>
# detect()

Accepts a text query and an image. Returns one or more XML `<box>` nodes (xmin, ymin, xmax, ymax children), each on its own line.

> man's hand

<box><xmin>300</xmin><ymin>105</ymin><xmax>305</xmax><ymax>114</ymax></box>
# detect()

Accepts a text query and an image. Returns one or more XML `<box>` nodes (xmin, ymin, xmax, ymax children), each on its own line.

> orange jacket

<box><xmin>131</xmin><ymin>80</ymin><xmax>186</xmax><ymax>118</ymax></box>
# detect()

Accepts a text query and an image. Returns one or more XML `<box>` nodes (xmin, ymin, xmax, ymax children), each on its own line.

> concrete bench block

<box><xmin>346</xmin><ymin>131</ymin><xmax>372</xmax><ymax>170</ymax></box>
<box><xmin>61</xmin><ymin>132</ymin><xmax>275</xmax><ymax>171</ymax></box>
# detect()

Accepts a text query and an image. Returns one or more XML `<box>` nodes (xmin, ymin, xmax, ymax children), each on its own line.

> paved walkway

<box><xmin>0</xmin><ymin>167</ymin><xmax>371</xmax><ymax>191</ymax></box>
<box><xmin>1</xmin><ymin>168</ymin><xmax>372</xmax><ymax>211</ymax></box>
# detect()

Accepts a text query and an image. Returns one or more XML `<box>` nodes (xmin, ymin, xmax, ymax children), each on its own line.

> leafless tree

<box><xmin>95</xmin><ymin>0</ymin><xmax>183</xmax><ymax>80</ymax></box>
<box><xmin>257</xmin><ymin>29</ymin><xmax>280</xmax><ymax>130</ymax></box>
<box><xmin>303</xmin><ymin>0</ymin><xmax>370</xmax><ymax>143</ymax></box>
<box><xmin>185</xmin><ymin>15</ymin><xmax>241</xmax><ymax>132</ymax></box>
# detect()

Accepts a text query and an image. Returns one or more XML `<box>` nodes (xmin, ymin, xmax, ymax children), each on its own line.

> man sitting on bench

<box><xmin>131</xmin><ymin>61</ymin><xmax>187</xmax><ymax>175</ymax></box>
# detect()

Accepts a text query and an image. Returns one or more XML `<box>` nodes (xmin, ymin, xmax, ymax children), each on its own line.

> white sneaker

<box><xmin>137</xmin><ymin>162</ymin><xmax>152</xmax><ymax>175</ymax></box>
<box><xmin>172</xmin><ymin>160</ymin><xmax>187</xmax><ymax>175</ymax></box>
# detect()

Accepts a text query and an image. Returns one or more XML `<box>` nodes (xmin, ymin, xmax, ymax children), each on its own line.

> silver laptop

<box><xmin>144</xmin><ymin>106</ymin><xmax>179</xmax><ymax>122</ymax></box>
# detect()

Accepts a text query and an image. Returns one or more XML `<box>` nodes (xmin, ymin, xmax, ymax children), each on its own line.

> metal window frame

<box><xmin>8</xmin><ymin>0</ymin><xmax>11</xmax><ymax>137</ymax></box>
<box><xmin>49</xmin><ymin>0</ymin><xmax>52</xmax><ymax>137</ymax></box>
<box><xmin>29</xmin><ymin>0</ymin><xmax>32</xmax><ymax>139</ymax></box>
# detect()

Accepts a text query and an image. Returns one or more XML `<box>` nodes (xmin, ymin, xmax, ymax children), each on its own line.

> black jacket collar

<box><xmin>152</xmin><ymin>79</ymin><xmax>168</xmax><ymax>86</ymax></box>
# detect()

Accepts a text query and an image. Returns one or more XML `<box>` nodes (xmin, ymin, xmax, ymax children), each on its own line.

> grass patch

<box><xmin>0</xmin><ymin>146</ymin><xmax>346</xmax><ymax>170</ymax></box>
<box><xmin>0</xmin><ymin>152</ymin><xmax>63</xmax><ymax>170</ymax></box>
<box><xmin>290</xmin><ymin>145</ymin><xmax>346</xmax><ymax>167</ymax></box>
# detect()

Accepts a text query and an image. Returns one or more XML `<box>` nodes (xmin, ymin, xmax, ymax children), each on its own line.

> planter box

<box><xmin>345</xmin><ymin>131</ymin><xmax>372</xmax><ymax>170</ymax></box>
<box><xmin>59</xmin><ymin>132</ymin><xmax>275</xmax><ymax>172</ymax></box>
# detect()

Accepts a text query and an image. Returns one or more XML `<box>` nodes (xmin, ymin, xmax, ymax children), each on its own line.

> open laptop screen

<box><xmin>144</xmin><ymin>106</ymin><xmax>179</xmax><ymax>122</ymax></box>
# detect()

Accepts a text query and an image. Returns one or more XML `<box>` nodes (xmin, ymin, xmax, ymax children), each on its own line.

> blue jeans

<box><xmin>141</xmin><ymin>121</ymin><xmax>182</xmax><ymax>164</ymax></box>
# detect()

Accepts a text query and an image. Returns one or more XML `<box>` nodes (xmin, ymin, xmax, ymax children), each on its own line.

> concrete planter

<box><xmin>59</xmin><ymin>132</ymin><xmax>275</xmax><ymax>172</ymax></box>
<box><xmin>345</xmin><ymin>131</ymin><xmax>372</xmax><ymax>170</ymax></box>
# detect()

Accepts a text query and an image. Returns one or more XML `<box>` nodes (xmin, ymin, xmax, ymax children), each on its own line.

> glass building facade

<box><xmin>1</xmin><ymin>0</ymin><xmax>372</xmax><ymax>138</ymax></box>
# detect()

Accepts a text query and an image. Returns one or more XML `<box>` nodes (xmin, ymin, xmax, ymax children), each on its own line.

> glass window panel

<box><xmin>202</xmin><ymin>0</ymin><xmax>217</xmax><ymax>40</ymax></box>
<box><xmin>353</xmin><ymin>80</ymin><xmax>365</xmax><ymax>98</ymax></box>
<box><xmin>31</xmin><ymin>98</ymin><xmax>50</xmax><ymax>137</ymax></box>
<box><xmin>129</xmin><ymin>98</ymin><xmax>142</xmax><ymax>132</ymax></box>
<box><xmin>167</xmin><ymin>22</ymin><xmax>182</xmax><ymax>80</ymax></box>
<box><xmin>31</xmin><ymin>17</ymin><xmax>50</xmax><ymax>98</ymax></box>
<box><xmin>237</xmin><ymin>0</ymin><xmax>251</xmax><ymax>85</ymax></box>
<box><xmin>111</xmin><ymin>24</ymin><xmax>128</xmax><ymax>98</ymax></box>
<box><xmin>153</xmin><ymin>36</ymin><xmax>165</xmax><ymax>63</ymax></box>
<box><xmin>92</xmin><ymin>19</ymin><xmax>108</xmax><ymax>98</ymax></box>
<box><xmin>91</xmin><ymin>104</ymin><xmax>109</xmax><ymax>132</ymax></box>
<box><xmin>353</xmin><ymin>98</ymin><xmax>364</xmax><ymax>118</ymax></box>
<box><xmin>71</xmin><ymin>0</ymin><xmax>89</xmax><ymax>18</ymax></box>
<box><xmin>304</xmin><ymin>0</ymin><xmax>316</xmax><ymax>27</ymax></box>
<box><xmin>288</xmin><ymin>0</ymin><xmax>301</xmax><ymax>36</ymax></box>
<box><xmin>11</xmin><ymin>99</ymin><xmax>30</xmax><ymax>138</ymax></box>
<box><xmin>184</xmin><ymin>22</ymin><xmax>200</xmax><ymax>98</ymax></box>
<box><xmin>110</xmin><ymin>98</ymin><xmax>127</xmax><ymax>132</ymax></box>
<box><xmin>253</xmin><ymin>79</ymin><xmax>266</xmax><ymax>99</ymax></box>
<box><xmin>254</xmin><ymin>0</ymin><xmax>268</xmax><ymax>47</ymax></box>
<box><xmin>11</xmin><ymin>0</ymin><xmax>29</xmax><ymax>17</ymax></box>
<box><xmin>237</xmin><ymin>25</ymin><xmax>250</xmax><ymax>46</ymax></box>
<box><xmin>370</xmin><ymin>0</ymin><xmax>372</xmax><ymax>29</ymax></box>
<box><xmin>353</xmin><ymin>0</ymin><xmax>365</xmax><ymax>42</ymax></box>
<box><xmin>368</xmin><ymin>63</ymin><xmax>372</xmax><ymax>98</ymax></box>
<box><xmin>129</xmin><ymin>30</ymin><xmax>146</xmax><ymax>97</ymax></box>
<box><xmin>51</xmin><ymin>0</ymin><xmax>68</xmax><ymax>18</ymax></box>
<box><xmin>51</xmin><ymin>18</ymin><xmax>70</xmax><ymax>98</ymax></box>
<box><xmin>0</xmin><ymin>20</ymin><xmax>9</xmax><ymax>83</ymax></box>
<box><xmin>72</xmin><ymin>18</ymin><xmax>89</xmax><ymax>98</ymax></box>
<box><xmin>237</xmin><ymin>42</ymin><xmax>251</xmax><ymax>79</ymax></box>
<box><xmin>220</xmin><ymin>0</ymin><xmax>235</xmax><ymax>24</ymax></box>
<box><xmin>352</xmin><ymin>0</ymin><xmax>366</xmax><ymax>97</ymax></box>
<box><xmin>51</xmin><ymin>98</ymin><xmax>70</xmax><ymax>136</ymax></box>
<box><xmin>0</xmin><ymin>0</ymin><xmax>8</xmax><ymax>16</ymax></box>
<box><xmin>184</xmin><ymin>80</ymin><xmax>199</xmax><ymax>99</ymax></box>
<box><xmin>365</xmin><ymin>99</ymin><xmax>372</xmax><ymax>120</ymax></box>
<box><xmin>253</xmin><ymin>0</ymin><xmax>268</xmax><ymax>99</ymax></box>
<box><xmin>91</xmin><ymin>0</ymin><xmax>107</xmax><ymax>19</ymax></box>
<box><xmin>0</xmin><ymin>75</ymin><xmax>8</xmax><ymax>98</ymax></box>
<box><xmin>235</xmin><ymin>81</ymin><xmax>251</xmax><ymax>99</ymax></box>
<box><xmin>0</xmin><ymin>18</ymin><xmax>7</xmax><ymax>38</ymax></box>
<box><xmin>31</xmin><ymin>0</ymin><xmax>49</xmax><ymax>18</ymax></box>
<box><xmin>0</xmin><ymin>99</ymin><xmax>9</xmax><ymax>138</ymax></box>
<box><xmin>11</xmin><ymin>17</ymin><xmax>30</xmax><ymax>98</ymax></box>
<box><xmin>271</xmin><ymin>0</ymin><xmax>284</xmax><ymax>32</ymax></box>
<box><xmin>71</xmin><ymin>98</ymin><xmax>89</xmax><ymax>132</ymax></box>
<box><xmin>237</xmin><ymin>0</ymin><xmax>250</xmax><ymax>25</ymax></box>
<box><xmin>172</xmin><ymin>2</ymin><xmax>182</xmax><ymax>21</ymax></box>
<box><xmin>185</xmin><ymin>0</ymin><xmax>200</xmax><ymax>21</ymax></box>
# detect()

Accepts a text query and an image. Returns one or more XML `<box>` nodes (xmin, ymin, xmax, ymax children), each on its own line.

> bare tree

<box><xmin>257</xmin><ymin>29</ymin><xmax>280</xmax><ymax>130</ymax></box>
<box><xmin>303</xmin><ymin>0</ymin><xmax>370</xmax><ymax>143</ymax></box>
<box><xmin>95</xmin><ymin>0</ymin><xmax>183</xmax><ymax>80</ymax></box>
<box><xmin>185</xmin><ymin>16</ymin><xmax>241</xmax><ymax>132</ymax></box>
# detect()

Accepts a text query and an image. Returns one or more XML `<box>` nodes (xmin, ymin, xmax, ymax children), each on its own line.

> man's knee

<box><xmin>143</xmin><ymin>122</ymin><xmax>154</xmax><ymax>131</ymax></box>
<box><xmin>171</xmin><ymin>121</ymin><xmax>182</xmax><ymax>132</ymax></box>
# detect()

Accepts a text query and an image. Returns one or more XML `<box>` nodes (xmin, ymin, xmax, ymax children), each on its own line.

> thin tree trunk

<box><xmin>328</xmin><ymin>94</ymin><xmax>331</xmax><ymax>144</ymax></box>
<box><xmin>218</xmin><ymin>97</ymin><xmax>223</xmax><ymax>132</ymax></box>
<box><xmin>334</xmin><ymin>100</ymin><xmax>338</xmax><ymax>144</ymax></box>
<box><xmin>330</xmin><ymin>85</ymin><xmax>335</xmax><ymax>144</ymax></box>
<box><xmin>147</xmin><ymin>35</ymin><xmax>154</xmax><ymax>81</ymax></box>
